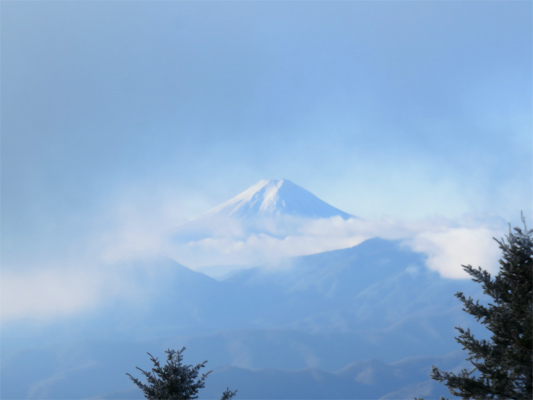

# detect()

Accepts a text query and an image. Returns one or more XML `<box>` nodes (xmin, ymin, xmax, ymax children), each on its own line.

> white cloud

<box><xmin>166</xmin><ymin>214</ymin><xmax>507</xmax><ymax>279</ymax></box>
<box><xmin>408</xmin><ymin>227</ymin><xmax>502</xmax><ymax>279</ymax></box>
<box><xmin>173</xmin><ymin>231</ymin><xmax>366</xmax><ymax>268</ymax></box>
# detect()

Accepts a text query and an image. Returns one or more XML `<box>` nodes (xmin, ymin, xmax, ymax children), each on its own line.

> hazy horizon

<box><xmin>1</xmin><ymin>2</ymin><xmax>532</xmax><ymax>398</ymax></box>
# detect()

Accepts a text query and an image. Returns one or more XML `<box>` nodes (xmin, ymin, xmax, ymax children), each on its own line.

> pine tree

<box><xmin>127</xmin><ymin>347</ymin><xmax>237</xmax><ymax>400</ymax></box>
<box><xmin>430</xmin><ymin>220</ymin><xmax>532</xmax><ymax>399</ymax></box>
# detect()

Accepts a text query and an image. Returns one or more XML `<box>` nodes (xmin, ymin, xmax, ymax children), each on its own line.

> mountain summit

<box><xmin>203</xmin><ymin>179</ymin><xmax>353</xmax><ymax>220</ymax></box>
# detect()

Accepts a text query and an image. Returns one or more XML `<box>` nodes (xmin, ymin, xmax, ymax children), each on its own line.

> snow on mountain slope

<box><xmin>197</xmin><ymin>179</ymin><xmax>353</xmax><ymax>221</ymax></box>
<box><xmin>170</xmin><ymin>179</ymin><xmax>360</xmax><ymax>268</ymax></box>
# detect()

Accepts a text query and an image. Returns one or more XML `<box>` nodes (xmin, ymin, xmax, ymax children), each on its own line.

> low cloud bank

<box><xmin>166</xmin><ymin>214</ymin><xmax>506</xmax><ymax>280</ymax></box>
<box><xmin>0</xmin><ymin>256</ymin><xmax>182</xmax><ymax>323</ymax></box>
<box><xmin>1</xmin><ymin>266</ymin><xmax>104</xmax><ymax>322</ymax></box>
<box><xmin>1</xmin><ymin>213</ymin><xmax>507</xmax><ymax>322</ymax></box>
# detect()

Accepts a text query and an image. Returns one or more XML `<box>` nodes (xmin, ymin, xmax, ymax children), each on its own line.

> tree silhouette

<box><xmin>127</xmin><ymin>347</ymin><xmax>237</xmax><ymax>400</ymax></box>
<box><xmin>429</xmin><ymin>219</ymin><xmax>532</xmax><ymax>399</ymax></box>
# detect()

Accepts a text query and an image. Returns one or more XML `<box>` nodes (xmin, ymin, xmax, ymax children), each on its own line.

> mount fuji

<box><xmin>171</xmin><ymin>179</ymin><xmax>358</xmax><ymax>269</ymax></box>
<box><xmin>200</xmin><ymin>179</ymin><xmax>353</xmax><ymax>220</ymax></box>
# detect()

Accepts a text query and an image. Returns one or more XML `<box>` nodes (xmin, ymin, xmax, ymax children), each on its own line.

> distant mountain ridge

<box><xmin>1</xmin><ymin>237</ymin><xmax>476</xmax><ymax>399</ymax></box>
<box><xmin>1</xmin><ymin>180</ymin><xmax>478</xmax><ymax>400</ymax></box>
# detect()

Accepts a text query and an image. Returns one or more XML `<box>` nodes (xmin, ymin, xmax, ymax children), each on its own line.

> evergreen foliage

<box><xmin>430</xmin><ymin>220</ymin><xmax>532</xmax><ymax>399</ymax></box>
<box><xmin>127</xmin><ymin>347</ymin><xmax>237</xmax><ymax>400</ymax></box>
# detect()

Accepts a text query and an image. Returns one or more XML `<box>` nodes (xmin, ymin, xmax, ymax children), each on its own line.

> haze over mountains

<box><xmin>1</xmin><ymin>179</ymin><xmax>484</xmax><ymax>399</ymax></box>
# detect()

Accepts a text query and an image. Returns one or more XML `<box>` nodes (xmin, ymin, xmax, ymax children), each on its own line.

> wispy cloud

<box><xmin>165</xmin><ymin>214</ymin><xmax>507</xmax><ymax>279</ymax></box>
<box><xmin>1</xmin><ymin>266</ymin><xmax>104</xmax><ymax>321</ymax></box>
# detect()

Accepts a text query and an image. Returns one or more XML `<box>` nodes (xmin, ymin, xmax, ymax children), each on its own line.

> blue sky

<box><xmin>1</xmin><ymin>1</ymin><xmax>532</xmax><ymax>317</ymax></box>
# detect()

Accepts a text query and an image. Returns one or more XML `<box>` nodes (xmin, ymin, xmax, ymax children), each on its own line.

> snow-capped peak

<box><xmin>202</xmin><ymin>179</ymin><xmax>353</xmax><ymax>220</ymax></box>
